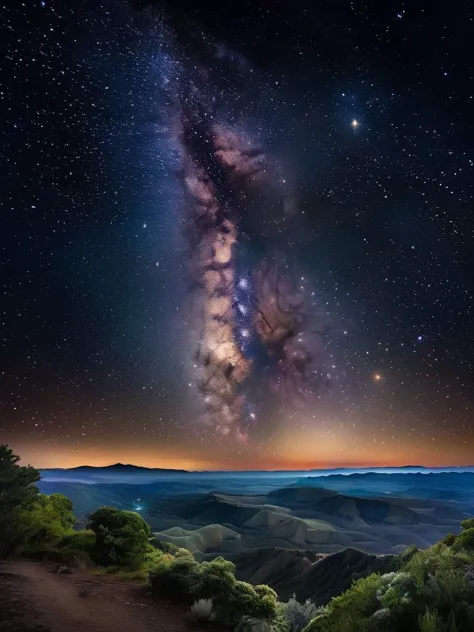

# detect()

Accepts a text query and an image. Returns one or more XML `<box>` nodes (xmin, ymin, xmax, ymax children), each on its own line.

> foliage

<box><xmin>87</xmin><ymin>506</ymin><xmax>152</xmax><ymax>569</ymax></box>
<box><xmin>442</xmin><ymin>534</ymin><xmax>456</xmax><ymax>547</ymax></box>
<box><xmin>150</xmin><ymin>536</ymin><xmax>181</xmax><ymax>555</ymax></box>
<box><xmin>418</xmin><ymin>608</ymin><xmax>447</xmax><ymax>632</ymax></box>
<box><xmin>376</xmin><ymin>571</ymin><xmax>418</xmax><ymax>609</ymax></box>
<box><xmin>400</xmin><ymin>544</ymin><xmax>419</xmax><ymax>564</ymax></box>
<box><xmin>461</xmin><ymin>519</ymin><xmax>474</xmax><ymax>531</ymax></box>
<box><xmin>280</xmin><ymin>594</ymin><xmax>321</xmax><ymax>632</ymax></box>
<box><xmin>60</xmin><ymin>529</ymin><xmax>96</xmax><ymax>553</ymax></box>
<box><xmin>236</xmin><ymin>616</ymin><xmax>288</xmax><ymax>632</ymax></box>
<box><xmin>20</xmin><ymin>493</ymin><xmax>75</xmax><ymax>546</ymax></box>
<box><xmin>0</xmin><ymin>444</ymin><xmax>40</xmax><ymax>558</ymax></box>
<box><xmin>189</xmin><ymin>598</ymin><xmax>214</xmax><ymax>623</ymax></box>
<box><xmin>452</xmin><ymin>528</ymin><xmax>474</xmax><ymax>553</ymax></box>
<box><xmin>303</xmin><ymin>525</ymin><xmax>474</xmax><ymax>632</ymax></box>
<box><xmin>151</xmin><ymin>555</ymin><xmax>279</xmax><ymax>626</ymax></box>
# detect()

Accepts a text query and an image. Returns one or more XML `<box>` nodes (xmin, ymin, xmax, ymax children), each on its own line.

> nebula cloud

<box><xmin>161</xmin><ymin>33</ymin><xmax>329</xmax><ymax>438</ymax></box>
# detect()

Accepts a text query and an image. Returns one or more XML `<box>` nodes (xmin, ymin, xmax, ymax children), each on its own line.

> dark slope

<box><xmin>221</xmin><ymin>546</ymin><xmax>398</xmax><ymax>604</ymax></box>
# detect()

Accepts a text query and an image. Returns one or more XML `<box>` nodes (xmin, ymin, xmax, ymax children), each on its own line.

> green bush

<box><xmin>461</xmin><ymin>518</ymin><xmax>474</xmax><ymax>531</ymax></box>
<box><xmin>400</xmin><ymin>544</ymin><xmax>419</xmax><ymax>564</ymax></box>
<box><xmin>60</xmin><ymin>529</ymin><xmax>96</xmax><ymax>553</ymax></box>
<box><xmin>376</xmin><ymin>571</ymin><xmax>418</xmax><ymax>609</ymax></box>
<box><xmin>452</xmin><ymin>528</ymin><xmax>474</xmax><ymax>553</ymax></box>
<box><xmin>418</xmin><ymin>608</ymin><xmax>446</xmax><ymax>632</ymax></box>
<box><xmin>441</xmin><ymin>533</ymin><xmax>456</xmax><ymax>547</ymax></box>
<box><xmin>302</xmin><ymin>573</ymin><xmax>382</xmax><ymax>632</ymax></box>
<box><xmin>151</xmin><ymin>555</ymin><xmax>279</xmax><ymax>626</ymax></box>
<box><xmin>19</xmin><ymin>493</ymin><xmax>75</xmax><ymax>546</ymax></box>
<box><xmin>151</xmin><ymin>554</ymin><xmax>201</xmax><ymax>599</ymax></box>
<box><xmin>87</xmin><ymin>506</ymin><xmax>152</xmax><ymax>569</ymax></box>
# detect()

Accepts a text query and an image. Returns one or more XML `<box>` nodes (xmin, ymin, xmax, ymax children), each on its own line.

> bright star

<box><xmin>351</xmin><ymin>119</ymin><xmax>359</xmax><ymax>128</ymax></box>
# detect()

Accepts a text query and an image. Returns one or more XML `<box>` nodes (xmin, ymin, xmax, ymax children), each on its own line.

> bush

<box><xmin>150</xmin><ymin>537</ymin><xmax>181</xmax><ymax>555</ymax></box>
<box><xmin>441</xmin><ymin>533</ymin><xmax>456</xmax><ymax>547</ymax></box>
<box><xmin>302</xmin><ymin>573</ymin><xmax>382</xmax><ymax>632</ymax></box>
<box><xmin>400</xmin><ymin>544</ymin><xmax>418</xmax><ymax>564</ymax></box>
<box><xmin>376</xmin><ymin>571</ymin><xmax>418</xmax><ymax>609</ymax></box>
<box><xmin>235</xmin><ymin>617</ymin><xmax>283</xmax><ymax>632</ymax></box>
<box><xmin>60</xmin><ymin>529</ymin><xmax>96</xmax><ymax>553</ymax></box>
<box><xmin>20</xmin><ymin>493</ymin><xmax>75</xmax><ymax>546</ymax></box>
<box><xmin>151</xmin><ymin>555</ymin><xmax>279</xmax><ymax>626</ymax></box>
<box><xmin>418</xmin><ymin>608</ymin><xmax>446</xmax><ymax>632</ymax></box>
<box><xmin>189</xmin><ymin>598</ymin><xmax>214</xmax><ymax>623</ymax></box>
<box><xmin>151</xmin><ymin>554</ymin><xmax>201</xmax><ymax>599</ymax></box>
<box><xmin>87</xmin><ymin>506</ymin><xmax>152</xmax><ymax>568</ymax></box>
<box><xmin>461</xmin><ymin>518</ymin><xmax>474</xmax><ymax>531</ymax></box>
<box><xmin>281</xmin><ymin>594</ymin><xmax>321</xmax><ymax>632</ymax></box>
<box><xmin>452</xmin><ymin>528</ymin><xmax>474</xmax><ymax>553</ymax></box>
<box><xmin>0</xmin><ymin>444</ymin><xmax>40</xmax><ymax>558</ymax></box>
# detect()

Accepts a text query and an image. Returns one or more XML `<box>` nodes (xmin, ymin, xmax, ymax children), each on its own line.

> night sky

<box><xmin>1</xmin><ymin>0</ymin><xmax>473</xmax><ymax>469</ymax></box>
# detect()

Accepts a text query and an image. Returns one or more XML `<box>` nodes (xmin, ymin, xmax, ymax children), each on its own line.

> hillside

<box><xmin>217</xmin><ymin>546</ymin><xmax>398</xmax><ymax>603</ymax></box>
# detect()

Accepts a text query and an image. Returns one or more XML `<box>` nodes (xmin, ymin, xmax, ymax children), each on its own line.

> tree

<box><xmin>87</xmin><ymin>506</ymin><xmax>152</xmax><ymax>568</ymax></box>
<box><xmin>0</xmin><ymin>444</ymin><xmax>40</xmax><ymax>558</ymax></box>
<box><xmin>20</xmin><ymin>493</ymin><xmax>75</xmax><ymax>545</ymax></box>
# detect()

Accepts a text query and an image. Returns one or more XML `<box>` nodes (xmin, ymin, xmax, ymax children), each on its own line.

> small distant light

<box><xmin>238</xmin><ymin>278</ymin><xmax>249</xmax><ymax>290</ymax></box>
<box><xmin>351</xmin><ymin>119</ymin><xmax>359</xmax><ymax>128</ymax></box>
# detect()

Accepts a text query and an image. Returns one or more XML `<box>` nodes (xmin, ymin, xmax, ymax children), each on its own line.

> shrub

<box><xmin>235</xmin><ymin>617</ymin><xmax>280</xmax><ymax>632</ymax></box>
<box><xmin>441</xmin><ymin>533</ymin><xmax>456</xmax><ymax>547</ymax></box>
<box><xmin>281</xmin><ymin>594</ymin><xmax>321</xmax><ymax>632</ymax></box>
<box><xmin>400</xmin><ymin>544</ymin><xmax>418</xmax><ymax>564</ymax></box>
<box><xmin>461</xmin><ymin>518</ymin><xmax>474</xmax><ymax>531</ymax></box>
<box><xmin>87</xmin><ymin>506</ymin><xmax>152</xmax><ymax>568</ymax></box>
<box><xmin>150</xmin><ymin>537</ymin><xmax>181</xmax><ymax>555</ymax></box>
<box><xmin>151</xmin><ymin>554</ymin><xmax>202</xmax><ymax>600</ymax></box>
<box><xmin>302</xmin><ymin>573</ymin><xmax>382</xmax><ymax>632</ymax></box>
<box><xmin>19</xmin><ymin>493</ymin><xmax>75</xmax><ymax>547</ymax></box>
<box><xmin>452</xmin><ymin>528</ymin><xmax>474</xmax><ymax>553</ymax></box>
<box><xmin>376</xmin><ymin>571</ymin><xmax>418</xmax><ymax>609</ymax></box>
<box><xmin>418</xmin><ymin>608</ymin><xmax>445</xmax><ymax>632</ymax></box>
<box><xmin>189</xmin><ymin>598</ymin><xmax>214</xmax><ymax>623</ymax></box>
<box><xmin>60</xmin><ymin>529</ymin><xmax>96</xmax><ymax>553</ymax></box>
<box><xmin>151</xmin><ymin>555</ymin><xmax>279</xmax><ymax>626</ymax></box>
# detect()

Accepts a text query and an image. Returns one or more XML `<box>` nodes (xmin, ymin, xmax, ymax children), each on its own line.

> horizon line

<box><xmin>37</xmin><ymin>462</ymin><xmax>474</xmax><ymax>472</ymax></box>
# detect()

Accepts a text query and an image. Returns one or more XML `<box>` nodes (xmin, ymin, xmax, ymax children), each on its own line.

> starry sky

<box><xmin>1</xmin><ymin>0</ymin><xmax>474</xmax><ymax>470</ymax></box>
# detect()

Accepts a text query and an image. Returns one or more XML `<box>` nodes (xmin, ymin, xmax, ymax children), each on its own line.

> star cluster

<box><xmin>0</xmin><ymin>0</ymin><xmax>473</xmax><ymax>468</ymax></box>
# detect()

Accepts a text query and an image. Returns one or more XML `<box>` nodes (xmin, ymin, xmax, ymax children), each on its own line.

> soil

<box><xmin>0</xmin><ymin>560</ymin><xmax>220</xmax><ymax>632</ymax></box>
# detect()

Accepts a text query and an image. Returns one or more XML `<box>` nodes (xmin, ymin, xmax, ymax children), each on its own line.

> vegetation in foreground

<box><xmin>2</xmin><ymin>443</ymin><xmax>474</xmax><ymax>632</ymax></box>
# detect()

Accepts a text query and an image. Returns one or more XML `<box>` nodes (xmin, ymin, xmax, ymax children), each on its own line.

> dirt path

<box><xmin>0</xmin><ymin>560</ymin><xmax>205</xmax><ymax>632</ymax></box>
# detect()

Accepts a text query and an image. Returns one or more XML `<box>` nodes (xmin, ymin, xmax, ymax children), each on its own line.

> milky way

<box><xmin>160</xmin><ymin>36</ymin><xmax>330</xmax><ymax>438</ymax></box>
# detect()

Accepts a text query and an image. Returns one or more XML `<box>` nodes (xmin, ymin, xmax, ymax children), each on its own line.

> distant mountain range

<box><xmin>42</xmin><ymin>463</ymin><xmax>189</xmax><ymax>474</ymax></box>
<box><xmin>40</xmin><ymin>463</ymin><xmax>474</xmax><ymax>474</ymax></box>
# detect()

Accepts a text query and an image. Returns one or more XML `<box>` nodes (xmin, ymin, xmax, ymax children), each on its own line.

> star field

<box><xmin>1</xmin><ymin>0</ymin><xmax>473</xmax><ymax>469</ymax></box>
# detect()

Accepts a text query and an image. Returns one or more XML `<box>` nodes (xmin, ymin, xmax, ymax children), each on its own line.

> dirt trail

<box><xmin>0</xmin><ymin>560</ymin><xmax>203</xmax><ymax>632</ymax></box>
